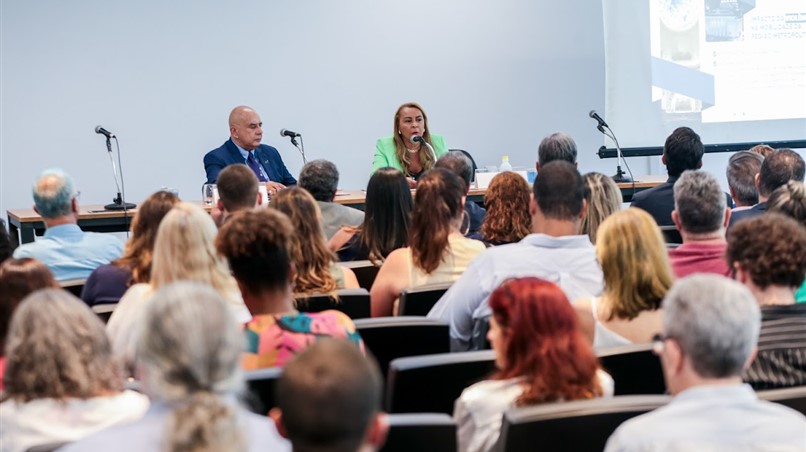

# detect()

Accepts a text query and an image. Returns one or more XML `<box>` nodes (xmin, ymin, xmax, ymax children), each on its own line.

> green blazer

<box><xmin>372</xmin><ymin>134</ymin><xmax>448</xmax><ymax>175</ymax></box>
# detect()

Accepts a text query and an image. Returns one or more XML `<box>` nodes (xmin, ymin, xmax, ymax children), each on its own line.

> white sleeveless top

<box><xmin>591</xmin><ymin>296</ymin><xmax>632</xmax><ymax>349</ymax></box>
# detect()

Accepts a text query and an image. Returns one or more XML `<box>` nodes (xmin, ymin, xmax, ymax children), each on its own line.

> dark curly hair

<box><xmin>481</xmin><ymin>172</ymin><xmax>531</xmax><ymax>244</ymax></box>
<box><xmin>726</xmin><ymin>213</ymin><xmax>806</xmax><ymax>289</ymax></box>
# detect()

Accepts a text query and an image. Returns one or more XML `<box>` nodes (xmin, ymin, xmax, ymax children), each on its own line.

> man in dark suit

<box><xmin>204</xmin><ymin>106</ymin><xmax>296</xmax><ymax>196</ymax></box>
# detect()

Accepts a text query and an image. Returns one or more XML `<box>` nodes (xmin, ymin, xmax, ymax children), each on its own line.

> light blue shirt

<box><xmin>234</xmin><ymin>141</ymin><xmax>270</xmax><ymax>181</ymax></box>
<box><xmin>605</xmin><ymin>384</ymin><xmax>806</xmax><ymax>452</ymax></box>
<box><xmin>427</xmin><ymin>233</ymin><xmax>603</xmax><ymax>351</ymax></box>
<box><xmin>12</xmin><ymin>224</ymin><xmax>123</xmax><ymax>281</ymax></box>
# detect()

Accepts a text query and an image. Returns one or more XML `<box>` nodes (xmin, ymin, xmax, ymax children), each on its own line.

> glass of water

<box><xmin>202</xmin><ymin>183</ymin><xmax>216</xmax><ymax>206</ymax></box>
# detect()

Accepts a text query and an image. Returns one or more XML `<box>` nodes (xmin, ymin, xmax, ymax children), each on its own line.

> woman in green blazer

<box><xmin>372</xmin><ymin>102</ymin><xmax>448</xmax><ymax>188</ymax></box>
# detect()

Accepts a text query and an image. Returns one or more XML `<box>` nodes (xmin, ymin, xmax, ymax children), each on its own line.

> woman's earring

<box><xmin>460</xmin><ymin>210</ymin><xmax>470</xmax><ymax>236</ymax></box>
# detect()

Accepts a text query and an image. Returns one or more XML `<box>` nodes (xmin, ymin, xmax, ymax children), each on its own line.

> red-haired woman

<box><xmin>454</xmin><ymin>278</ymin><xmax>614</xmax><ymax>452</ymax></box>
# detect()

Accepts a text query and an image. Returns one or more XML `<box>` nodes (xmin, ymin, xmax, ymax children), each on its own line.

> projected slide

<box><xmin>650</xmin><ymin>0</ymin><xmax>805</xmax><ymax>123</ymax></box>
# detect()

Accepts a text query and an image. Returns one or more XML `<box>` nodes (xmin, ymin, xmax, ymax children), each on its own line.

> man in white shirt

<box><xmin>605</xmin><ymin>274</ymin><xmax>806</xmax><ymax>452</ymax></box>
<box><xmin>428</xmin><ymin>160</ymin><xmax>603</xmax><ymax>351</ymax></box>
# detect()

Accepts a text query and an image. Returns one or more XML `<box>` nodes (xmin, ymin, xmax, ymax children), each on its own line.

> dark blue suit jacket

<box><xmin>204</xmin><ymin>139</ymin><xmax>297</xmax><ymax>185</ymax></box>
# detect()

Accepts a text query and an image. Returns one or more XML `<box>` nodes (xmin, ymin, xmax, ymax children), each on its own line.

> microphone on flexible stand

<box><xmin>588</xmin><ymin>111</ymin><xmax>632</xmax><ymax>183</ymax></box>
<box><xmin>95</xmin><ymin>125</ymin><xmax>136</xmax><ymax>211</ymax></box>
<box><xmin>411</xmin><ymin>135</ymin><xmax>437</xmax><ymax>163</ymax></box>
<box><xmin>280</xmin><ymin>128</ymin><xmax>307</xmax><ymax>164</ymax></box>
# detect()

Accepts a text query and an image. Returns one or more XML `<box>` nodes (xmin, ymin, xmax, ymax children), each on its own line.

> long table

<box><xmin>7</xmin><ymin>176</ymin><xmax>665</xmax><ymax>244</ymax></box>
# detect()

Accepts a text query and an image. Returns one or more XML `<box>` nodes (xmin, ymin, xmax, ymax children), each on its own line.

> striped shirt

<box><xmin>744</xmin><ymin>304</ymin><xmax>806</xmax><ymax>390</ymax></box>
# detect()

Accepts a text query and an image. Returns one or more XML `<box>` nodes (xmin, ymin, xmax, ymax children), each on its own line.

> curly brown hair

<box><xmin>726</xmin><ymin>213</ymin><xmax>806</xmax><ymax>289</ymax></box>
<box><xmin>480</xmin><ymin>172</ymin><xmax>531</xmax><ymax>244</ymax></box>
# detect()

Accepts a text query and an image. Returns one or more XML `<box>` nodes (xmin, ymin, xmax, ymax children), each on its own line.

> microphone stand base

<box><xmin>104</xmin><ymin>202</ymin><xmax>137</xmax><ymax>211</ymax></box>
<box><xmin>611</xmin><ymin>174</ymin><xmax>633</xmax><ymax>183</ymax></box>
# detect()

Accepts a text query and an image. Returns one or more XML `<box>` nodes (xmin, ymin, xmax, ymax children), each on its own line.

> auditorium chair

<box><xmin>757</xmin><ymin>385</ymin><xmax>806</xmax><ymax>415</ymax></box>
<box><xmin>243</xmin><ymin>366</ymin><xmax>283</xmax><ymax>415</ymax></box>
<box><xmin>597</xmin><ymin>343</ymin><xmax>666</xmax><ymax>395</ymax></box>
<box><xmin>353</xmin><ymin>317</ymin><xmax>450</xmax><ymax>382</ymax></box>
<box><xmin>341</xmin><ymin>260</ymin><xmax>380</xmax><ymax>290</ymax></box>
<box><xmin>59</xmin><ymin>278</ymin><xmax>86</xmax><ymax>298</ymax></box>
<box><xmin>385</xmin><ymin>350</ymin><xmax>496</xmax><ymax>414</ymax></box>
<box><xmin>495</xmin><ymin>395</ymin><xmax>671</xmax><ymax>452</ymax></box>
<box><xmin>381</xmin><ymin>413</ymin><xmax>456</xmax><ymax>452</ymax></box>
<box><xmin>295</xmin><ymin>288</ymin><xmax>371</xmax><ymax>319</ymax></box>
<box><xmin>91</xmin><ymin>303</ymin><xmax>117</xmax><ymax>324</ymax></box>
<box><xmin>397</xmin><ymin>281</ymin><xmax>453</xmax><ymax>316</ymax></box>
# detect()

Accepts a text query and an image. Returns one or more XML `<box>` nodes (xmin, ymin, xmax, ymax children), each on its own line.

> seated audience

<box><xmin>0</xmin><ymin>220</ymin><xmax>16</xmax><ymax>264</ymax></box>
<box><xmin>270</xmin><ymin>187</ymin><xmax>359</xmax><ymax>295</ymax></box>
<box><xmin>0</xmin><ymin>258</ymin><xmax>59</xmax><ymax>390</ymax></box>
<box><xmin>535</xmin><ymin>132</ymin><xmax>578</xmax><ymax>170</ymax></box>
<box><xmin>729</xmin><ymin>148</ymin><xmax>805</xmax><ymax>227</ymax></box>
<box><xmin>371</xmin><ymin>168</ymin><xmax>485</xmax><ymax>316</ymax></box>
<box><xmin>470</xmin><ymin>171</ymin><xmax>531</xmax><ymax>246</ymax></box>
<box><xmin>767</xmin><ymin>180</ymin><xmax>806</xmax><ymax>302</ymax></box>
<box><xmin>271</xmin><ymin>339</ymin><xmax>387</xmax><ymax>452</ymax></box>
<box><xmin>605</xmin><ymin>274</ymin><xmax>806</xmax><ymax>451</ymax></box>
<box><xmin>429</xmin><ymin>161</ymin><xmax>604</xmax><ymax>351</ymax></box>
<box><xmin>331</xmin><ymin>167</ymin><xmax>413</xmax><ymax>264</ymax></box>
<box><xmin>64</xmin><ymin>282</ymin><xmax>289</xmax><ymax>451</ymax></box>
<box><xmin>726</xmin><ymin>214</ymin><xmax>806</xmax><ymax>389</ymax></box>
<box><xmin>455</xmin><ymin>278</ymin><xmax>614</xmax><ymax>452</ymax></box>
<box><xmin>668</xmin><ymin>170</ymin><xmax>731</xmax><ymax>277</ymax></box>
<box><xmin>81</xmin><ymin>190</ymin><xmax>179</xmax><ymax>306</ymax></box>
<box><xmin>299</xmin><ymin>159</ymin><xmax>364</xmax><ymax>240</ymax></box>
<box><xmin>435</xmin><ymin>151</ymin><xmax>486</xmax><ymax>236</ymax></box>
<box><xmin>726</xmin><ymin>150</ymin><xmax>764</xmax><ymax>212</ymax></box>
<box><xmin>13</xmin><ymin>169</ymin><xmax>123</xmax><ymax>280</ymax></box>
<box><xmin>216</xmin><ymin>209</ymin><xmax>363</xmax><ymax>370</ymax></box>
<box><xmin>580</xmin><ymin>172</ymin><xmax>623</xmax><ymax>244</ymax></box>
<box><xmin>1</xmin><ymin>289</ymin><xmax>148</xmax><ymax>452</ymax></box>
<box><xmin>212</xmin><ymin>163</ymin><xmax>263</xmax><ymax>226</ymax></box>
<box><xmin>574</xmin><ymin>208</ymin><xmax>672</xmax><ymax>348</ymax></box>
<box><xmin>106</xmin><ymin>202</ymin><xmax>249</xmax><ymax>372</ymax></box>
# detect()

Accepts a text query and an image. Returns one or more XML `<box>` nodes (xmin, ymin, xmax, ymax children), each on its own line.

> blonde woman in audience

<box><xmin>573</xmin><ymin>208</ymin><xmax>673</xmax><ymax>348</ymax></box>
<box><xmin>580</xmin><ymin>172</ymin><xmax>623</xmax><ymax>244</ymax></box>
<box><xmin>0</xmin><ymin>289</ymin><xmax>149</xmax><ymax>452</ymax></box>
<box><xmin>107</xmin><ymin>202</ymin><xmax>249</xmax><ymax>372</ymax></box>
<box><xmin>63</xmin><ymin>282</ymin><xmax>289</xmax><ymax>451</ymax></box>
<box><xmin>270</xmin><ymin>187</ymin><xmax>359</xmax><ymax>295</ymax></box>
<box><xmin>767</xmin><ymin>180</ymin><xmax>806</xmax><ymax>302</ymax></box>
<box><xmin>371</xmin><ymin>168</ymin><xmax>486</xmax><ymax>317</ymax></box>
<box><xmin>471</xmin><ymin>171</ymin><xmax>531</xmax><ymax>246</ymax></box>
<box><xmin>455</xmin><ymin>278</ymin><xmax>613</xmax><ymax>452</ymax></box>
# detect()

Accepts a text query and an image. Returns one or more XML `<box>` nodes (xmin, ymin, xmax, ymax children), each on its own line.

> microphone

<box><xmin>280</xmin><ymin>128</ymin><xmax>301</xmax><ymax>138</ymax></box>
<box><xmin>411</xmin><ymin>135</ymin><xmax>423</xmax><ymax>144</ymax></box>
<box><xmin>95</xmin><ymin>125</ymin><xmax>115</xmax><ymax>139</ymax></box>
<box><xmin>588</xmin><ymin>110</ymin><xmax>608</xmax><ymax>128</ymax></box>
<box><xmin>411</xmin><ymin>135</ymin><xmax>437</xmax><ymax>163</ymax></box>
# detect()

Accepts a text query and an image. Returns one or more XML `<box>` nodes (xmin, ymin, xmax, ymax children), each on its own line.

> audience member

<box><xmin>606</xmin><ymin>275</ymin><xmax>806</xmax><ymax>451</ymax></box>
<box><xmin>535</xmin><ymin>132</ymin><xmax>577</xmax><ymax>170</ymax></box>
<box><xmin>271</xmin><ymin>339</ymin><xmax>387</xmax><ymax>452</ymax></box>
<box><xmin>428</xmin><ymin>161</ymin><xmax>603</xmax><ymax>351</ymax></box>
<box><xmin>726</xmin><ymin>151</ymin><xmax>764</xmax><ymax>211</ymax></box>
<box><xmin>580</xmin><ymin>172</ymin><xmax>623</xmax><ymax>244</ymax></box>
<box><xmin>668</xmin><ymin>170</ymin><xmax>731</xmax><ymax>277</ymax></box>
<box><xmin>750</xmin><ymin>143</ymin><xmax>775</xmax><ymax>158</ymax></box>
<box><xmin>574</xmin><ymin>208</ymin><xmax>672</xmax><ymax>348</ymax></box>
<box><xmin>299</xmin><ymin>159</ymin><xmax>364</xmax><ymax>240</ymax></box>
<box><xmin>767</xmin><ymin>180</ymin><xmax>806</xmax><ymax>303</ymax></box>
<box><xmin>0</xmin><ymin>220</ymin><xmax>17</xmax><ymax>264</ymax></box>
<box><xmin>216</xmin><ymin>209</ymin><xmax>363</xmax><ymax>370</ymax></box>
<box><xmin>331</xmin><ymin>167</ymin><xmax>413</xmax><ymax>264</ymax></box>
<box><xmin>1</xmin><ymin>289</ymin><xmax>148</xmax><ymax>452</ymax></box>
<box><xmin>436</xmin><ymin>151</ymin><xmax>486</xmax><ymax>236</ymax></box>
<box><xmin>271</xmin><ymin>187</ymin><xmax>359</xmax><ymax>295</ymax></box>
<box><xmin>729</xmin><ymin>148</ymin><xmax>805</xmax><ymax>227</ymax></box>
<box><xmin>726</xmin><ymin>214</ymin><xmax>806</xmax><ymax>389</ymax></box>
<box><xmin>80</xmin><ymin>190</ymin><xmax>179</xmax><ymax>306</ymax></box>
<box><xmin>470</xmin><ymin>171</ymin><xmax>531</xmax><ymax>246</ymax></box>
<box><xmin>0</xmin><ymin>258</ymin><xmax>59</xmax><ymax>391</ymax></box>
<box><xmin>213</xmin><ymin>163</ymin><xmax>262</xmax><ymax>226</ymax></box>
<box><xmin>106</xmin><ymin>203</ymin><xmax>249</xmax><ymax>372</ymax></box>
<box><xmin>13</xmin><ymin>169</ymin><xmax>123</xmax><ymax>280</ymax></box>
<box><xmin>371</xmin><ymin>168</ymin><xmax>485</xmax><ymax>316</ymax></box>
<box><xmin>64</xmin><ymin>282</ymin><xmax>289</xmax><ymax>451</ymax></box>
<box><xmin>455</xmin><ymin>278</ymin><xmax>613</xmax><ymax>452</ymax></box>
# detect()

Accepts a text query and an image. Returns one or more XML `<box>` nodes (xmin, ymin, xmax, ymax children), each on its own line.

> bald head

<box><xmin>228</xmin><ymin>106</ymin><xmax>263</xmax><ymax>150</ymax></box>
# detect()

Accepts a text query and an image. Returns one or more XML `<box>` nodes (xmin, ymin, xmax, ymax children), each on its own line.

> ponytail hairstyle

<box><xmin>410</xmin><ymin>168</ymin><xmax>466</xmax><ymax>274</ymax></box>
<box><xmin>136</xmin><ymin>282</ymin><xmax>245</xmax><ymax>452</ymax></box>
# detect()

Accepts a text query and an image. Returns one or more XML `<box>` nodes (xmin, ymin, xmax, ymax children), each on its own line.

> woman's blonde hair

<box><xmin>151</xmin><ymin>203</ymin><xmax>240</xmax><ymax>302</ymax></box>
<box><xmin>581</xmin><ymin>172</ymin><xmax>623</xmax><ymax>244</ymax></box>
<box><xmin>3</xmin><ymin>289</ymin><xmax>123</xmax><ymax>402</ymax></box>
<box><xmin>596</xmin><ymin>208</ymin><xmax>673</xmax><ymax>320</ymax></box>
<box><xmin>392</xmin><ymin>102</ymin><xmax>436</xmax><ymax>177</ymax></box>
<box><xmin>136</xmin><ymin>282</ymin><xmax>245</xmax><ymax>452</ymax></box>
<box><xmin>271</xmin><ymin>187</ymin><xmax>339</xmax><ymax>295</ymax></box>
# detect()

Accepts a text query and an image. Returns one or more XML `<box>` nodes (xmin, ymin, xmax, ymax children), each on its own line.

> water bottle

<box><xmin>499</xmin><ymin>155</ymin><xmax>513</xmax><ymax>172</ymax></box>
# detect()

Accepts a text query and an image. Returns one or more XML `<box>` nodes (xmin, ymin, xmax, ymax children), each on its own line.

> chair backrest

<box><xmin>658</xmin><ymin>225</ymin><xmax>682</xmax><ymax>245</ymax></box>
<box><xmin>496</xmin><ymin>395</ymin><xmax>671</xmax><ymax>452</ymax></box>
<box><xmin>382</xmin><ymin>413</ymin><xmax>456</xmax><ymax>452</ymax></box>
<box><xmin>295</xmin><ymin>288</ymin><xmax>371</xmax><ymax>319</ymax></box>
<box><xmin>59</xmin><ymin>278</ymin><xmax>86</xmax><ymax>297</ymax></box>
<box><xmin>757</xmin><ymin>386</ymin><xmax>806</xmax><ymax>415</ymax></box>
<box><xmin>91</xmin><ymin>303</ymin><xmax>117</xmax><ymax>324</ymax></box>
<box><xmin>597</xmin><ymin>343</ymin><xmax>666</xmax><ymax>395</ymax></box>
<box><xmin>243</xmin><ymin>366</ymin><xmax>283</xmax><ymax>415</ymax></box>
<box><xmin>354</xmin><ymin>317</ymin><xmax>450</xmax><ymax>382</ymax></box>
<box><xmin>341</xmin><ymin>260</ymin><xmax>380</xmax><ymax>290</ymax></box>
<box><xmin>386</xmin><ymin>350</ymin><xmax>496</xmax><ymax>414</ymax></box>
<box><xmin>398</xmin><ymin>282</ymin><xmax>453</xmax><ymax>316</ymax></box>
